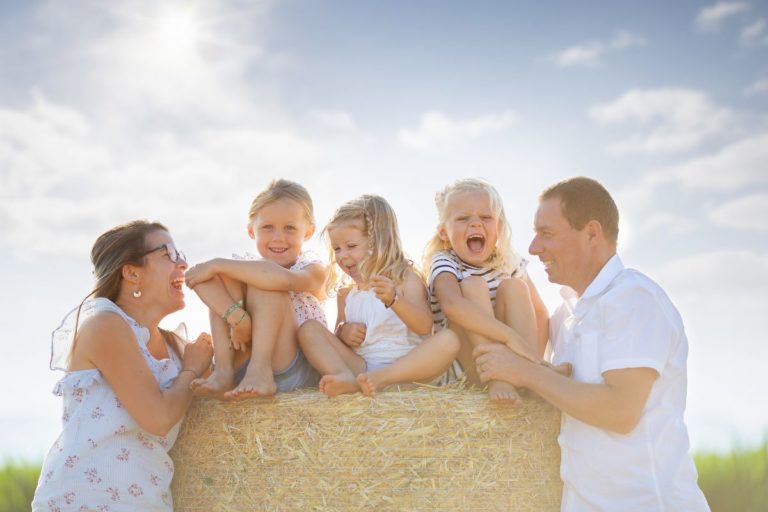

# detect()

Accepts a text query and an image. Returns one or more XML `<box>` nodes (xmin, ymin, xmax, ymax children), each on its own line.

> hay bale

<box><xmin>171</xmin><ymin>384</ymin><xmax>562</xmax><ymax>511</ymax></box>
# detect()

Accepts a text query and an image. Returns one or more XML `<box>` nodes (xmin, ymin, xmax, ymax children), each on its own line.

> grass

<box><xmin>1</xmin><ymin>444</ymin><xmax>766</xmax><ymax>511</ymax></box>
<box><xmin>0</xmin><ymin>459</ymin><xmax>40</xmax><ymax>512</ymax></box>
<box><xmin>694</xmin><ymin>442</ymin><xmax>768</xmax><ymax>512</ymax></box>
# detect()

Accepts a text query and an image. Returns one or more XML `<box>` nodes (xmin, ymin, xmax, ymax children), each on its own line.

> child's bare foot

<box><xmin>356</xmin><ymin>371</ymin><xmax>387</xmax><ymax>397</ymax></box>
<box><xmin>319</xmin><ymin>372</ymin><xmax>360</xmax><ymax>397</ymax></box>
<box><xmin>191</xmin><ymin>370</ymin><xmax>235</xmax><ymax>400</ymax></box>
<box><xmin>224</xmin><ymin>363</ymin><xmax>276</xmax><ymax>400</ymax></box>
<box><xmin>488</xmin><ymin>380</ymin><xmax>521</xmax><ymax>404</ymax></box>
<box><xmin>229</xmin><ymin>311</ymin><xmax>252</xmax><ymax>348</ymax></box>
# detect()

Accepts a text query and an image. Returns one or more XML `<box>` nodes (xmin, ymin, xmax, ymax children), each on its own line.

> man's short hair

<box><xmin>540</xmin><ymin>177</ymin><xmax>619</xmax><ymax>244</ymax></box>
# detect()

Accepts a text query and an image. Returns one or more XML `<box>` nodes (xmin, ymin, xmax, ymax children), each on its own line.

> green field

<box><xmin>4</xmin><ymin>444</ymin><xmax>766</xmax><ymax>511</ymax></box>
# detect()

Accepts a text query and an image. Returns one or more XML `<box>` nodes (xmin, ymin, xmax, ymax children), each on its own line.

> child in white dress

<box><xmin>298</xmin><ymin>195</ymin><xmax>459</xmax><ymax>397</ymax></box>
<box><xmin>186</xmin><ymin>179</ymin><xmax>327</xmax><ymax>399</ymax></box>
<box><xmin>424</xmin><ymin>178</ymin><xmax>550</xmax><ymax>403</ymax></box>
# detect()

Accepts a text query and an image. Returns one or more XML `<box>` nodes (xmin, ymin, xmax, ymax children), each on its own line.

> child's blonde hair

<box><xmin>248</xmin><ymin>179</ymin><xmax>315</xmax><ymax>225</ymax></box>
<box><xmin>324</xmin><ymin>195</ymin><xmax>414</xmax><ymax>295</ymax></box>
<box><xmin>422</xmin><ymin>178</ymin><xmax>521</xmax><ymax>272</ymax></box>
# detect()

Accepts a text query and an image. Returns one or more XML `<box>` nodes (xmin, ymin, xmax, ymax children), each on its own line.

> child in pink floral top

<box><xmin>186</xmin><ymin>179</ymin><xmax>327</xmax><ymax>400</ymax></box>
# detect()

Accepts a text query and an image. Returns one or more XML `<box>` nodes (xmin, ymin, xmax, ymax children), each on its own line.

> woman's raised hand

<box><xmin>182</xmin><ymin>332</ymin><xmax>214</xmax><ymax>378</ymax></box>
<box><xmin>370</xmin><ymin>275</ymin><xmax>397</xmax><ymax>307</ymax></box>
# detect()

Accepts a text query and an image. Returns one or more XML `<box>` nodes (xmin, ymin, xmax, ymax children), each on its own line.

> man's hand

<box><xmin>473</xmin><ymin>343</ymin><xmax>532</xmax><ymax>386</ymax></box>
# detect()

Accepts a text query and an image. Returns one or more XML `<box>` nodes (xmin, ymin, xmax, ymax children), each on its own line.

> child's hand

<box><xmin>185</xmin><ymin>260</ymin><xmax>218</xmax><ymax>288</ymax></box>
<box><xmin>338</xmin><ymin>322</ymin><xmax>366</xmax><ymax>348</ymax></box>
<box><xmin>183</xmin><ymin>332</ymin><xmax>214</xmax><ymax>378</ymax></box>
<box><xmin>370</xmin><ymin>275</ymin><xmax>397</xmax><ymax>308</ymax></box>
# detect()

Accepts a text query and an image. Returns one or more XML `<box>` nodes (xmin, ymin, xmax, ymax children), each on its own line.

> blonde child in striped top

<box><xmin>424</xmin><ymin>178</ymin><xmax>550</xmax><ymax>403</ymax></box>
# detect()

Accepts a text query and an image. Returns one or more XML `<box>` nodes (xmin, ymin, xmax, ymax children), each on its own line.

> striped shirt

<box><xmin>428</xmin><ymin>250</ymin><xmax>527</xmax><ymax>331</ymax></box>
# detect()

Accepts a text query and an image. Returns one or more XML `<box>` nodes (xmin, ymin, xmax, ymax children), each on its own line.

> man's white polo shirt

<box><xmin>550</xmin><ymin>254</ymin><xmax>710</xmax><ymax>512</ymax></box>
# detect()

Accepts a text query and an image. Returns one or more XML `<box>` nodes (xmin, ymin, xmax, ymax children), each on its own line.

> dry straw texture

<box><xmin>171</xmin><ymin>384</ymin><xmax>562</xmax><ymax>511</ymax></box>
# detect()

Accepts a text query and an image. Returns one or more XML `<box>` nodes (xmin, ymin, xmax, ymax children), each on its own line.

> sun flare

<box><xmin>155</xmin><ymin>8</ymin><xmax>202</xmax><ymax>52</ymax></box>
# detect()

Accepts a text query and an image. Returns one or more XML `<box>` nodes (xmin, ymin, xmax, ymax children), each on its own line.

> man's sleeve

<box><xmin>599</xmin><ymin>286</ymin><xmax>675</xmax><ymax>375</ymax></box>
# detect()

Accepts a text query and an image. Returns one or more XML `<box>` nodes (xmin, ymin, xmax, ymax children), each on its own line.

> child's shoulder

<box><xmin>292</xmin><ymin>251</ymin><xmax>326</xmax><ymax>270</ymax></box>
<box><xmin>429</xmin><ymin>250</ymin><xmax>460</xmax><ymax>271</ymax></box>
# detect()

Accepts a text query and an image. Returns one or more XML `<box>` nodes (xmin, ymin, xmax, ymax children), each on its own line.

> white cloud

<box><xmin>309</xmin><ymin>110</ymin><xmax>357</xmax><ymax>131</ymax></box>
<box><xmin>744</xmin><ymin>77</ymin><xmax>768</xmax><ymax>95</ymax></box>
<box><xmin>589</xmin><ymin>88</ymin><xmax>733</xmax><ymax>153</ymax></box>
<box><xmin>398</xmin><ymin>110</ymin><xmax>516</xmax><ymax>151</ymax></box>
<box><xmin>655</xmin><ymin>132</ymin><xmax>768</xmax><ymax>190</ymax></box>
<box><xmin>709</xmin><ymin>194</ymin><xmax>768</xmax><ymax>230</ymax></box>
<box><xmin>740</xmin><ymin>18</ymin><xmax>768</xmax><ymax>46</ymax></box>
<box><xmin>653</xmin><ymin>250</ymin><xmax>768</xmax><ymax>300</ymax></box>
<box><xmin>696</xmin><ymin>2</ymin><xmax>750</xmax><ymax>31</ymax></box>
<box><xmin>551</xmin><ymin>30</ymin><xmax>646</xmax><ymax>68</ymax></box>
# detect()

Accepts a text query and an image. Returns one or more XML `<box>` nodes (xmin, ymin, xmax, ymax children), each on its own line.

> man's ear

<box><xmin>585</xmin><ymin>219</ymin><xmax>603</xmax><ymax>244</ymax></box>
<box><xmin>304</xmin><ymin>224</ymin><xmax>316</xmax><ymax>241</ymax></box>
<box><xmin>247</xmin><ymin>223</ymin><xmax>256</xmax><ymax>240</ymax></box>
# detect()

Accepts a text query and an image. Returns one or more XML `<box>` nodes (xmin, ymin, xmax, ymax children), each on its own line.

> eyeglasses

<box><xmin>140</xmin><ymin>243</ymin><xmax>187</xmax><ymax>264</ymax></box>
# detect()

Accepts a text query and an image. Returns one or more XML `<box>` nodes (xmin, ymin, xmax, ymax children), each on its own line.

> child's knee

<box><xmin>297</xmin><ymin>319</ymin><xmax>323</xmax><ymax>343</ymax></box>
<box><xmin>497</xmin><ymin>277</ymin><xmax>529</xmax><ymax>301</ymax></box>
<box><xmin>459</xmin><ymin>276</ymin><xmax>490</xmax><ymax>297</ymax></box>
<box><xmin>439</xmin><ymin>329</ymin><xmax>461</xmax><ymax>354</ymax></box>
<box><xmin>247</xmin><ymin>286</ymin><xmax>289</xmax><ymax>304</ymax></box>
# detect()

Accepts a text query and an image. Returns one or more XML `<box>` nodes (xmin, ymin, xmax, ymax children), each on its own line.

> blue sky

<box><xmin>1</xmin><ymin>0</ymin><xmax>767</xmax><ymax>459</ymax></box>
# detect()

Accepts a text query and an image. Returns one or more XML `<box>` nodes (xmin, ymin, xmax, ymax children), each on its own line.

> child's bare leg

<box><xmin>298</xmin><ymin>320</ymin><xmax>366</xmax><ymax>397</ymax></box>
<box><xmin>192</xmin><ymin>276</ymin><xmax>252</xmax><ymax>347</ymax></box>
<box><xmin>458</xmin><ymin>276</ymin><xmax>520</xmax><ymax>403</ymax></box>
<box><xmin>494</xmin><ymin>278</ymin><xmax>537</xmax><ymax>354</ymax></box>
<box><xmin>221</xmin><ymin>275</ymin><xmax>252</xmax><ymax>346</ymax></box>
<box><xmin>226</xmin><ymin>288</ymin><xmax>295</xmax><ymax>399</ymax></box>
<box><xmin>357</xmin><ymin>329</ymin><xmax>460</xmax><ymax>397</ymax></box>
<box><xmin>191</xmin><ymin>308</ymin><xmax>237</xmax><ymax>398</ymax></box>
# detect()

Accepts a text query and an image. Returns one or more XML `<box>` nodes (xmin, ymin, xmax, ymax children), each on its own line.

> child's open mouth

<box><xmin>466</xmin><ymin>234</ymin><xmax>485</xmax><ymax>253</ymax></box>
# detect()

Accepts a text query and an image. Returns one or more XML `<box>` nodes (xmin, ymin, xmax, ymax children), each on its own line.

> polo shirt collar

<box><xmin>580</xmin><ymin>253</ymin><xmax>623</xmax><ymax>301</ymax></box>
<box><xmin>559</xmin><ymin>253</ymin><xmax>623</xmax><ymax>314</ymax></box>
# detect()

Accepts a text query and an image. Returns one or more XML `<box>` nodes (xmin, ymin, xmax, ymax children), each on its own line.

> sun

<box><xmin>154</xmin><ymin>8</ymin><xmax>202</xmax><ymax>53</ymax></box>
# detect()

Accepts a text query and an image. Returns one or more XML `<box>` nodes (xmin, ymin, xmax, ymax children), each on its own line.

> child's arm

<box><xmin>370</xmin><ymin>271</ymin><xmax>433</xmax><ymax>336</ymax></box>
<box><xmin>186</xmin><ymin>258</ymin><xmax>325</xmax><ymax>294</ymax></box>
<box><xmin>334</xmin><ymin>287</ymin><xmax>366</xmax><ymax>348</ymax></box>
<box><xmin>522</xmin><ymin>273</ymin><xmax>550</xmax><ymax>357</ymax></box>
<box><xmin>433</xmin><ymin>271</ymin><xmax>539</xmax><ymax>362</ymax></box>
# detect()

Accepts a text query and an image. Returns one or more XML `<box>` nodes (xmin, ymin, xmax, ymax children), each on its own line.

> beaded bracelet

<box><xmin>222</xmin><ymin>300</ymin><xmax>244</xmax><ymax>323</ymax></box>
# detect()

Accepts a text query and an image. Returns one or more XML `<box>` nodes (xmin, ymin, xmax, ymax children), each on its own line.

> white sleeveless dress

<box><xmin>32</xmin><ymin>298</ymin><xmax>184</xmax><ymax>512</ymax></box>
<box><xmin>345</xmin><ymin>288</ymin><xmax>422</xmax><ymax>371</ymax></box>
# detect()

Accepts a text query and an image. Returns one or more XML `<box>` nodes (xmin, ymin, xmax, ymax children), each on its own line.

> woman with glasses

<box><xmin>33</xmin><ymin>220</ymin><xmax>213</xmax><ymax>512</ymax></box>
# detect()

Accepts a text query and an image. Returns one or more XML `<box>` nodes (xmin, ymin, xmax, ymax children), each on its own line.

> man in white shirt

<box><xmin>474</xmin><ymin>177</ymin><xmax>710</xmax><ymax>511</ymax></box>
